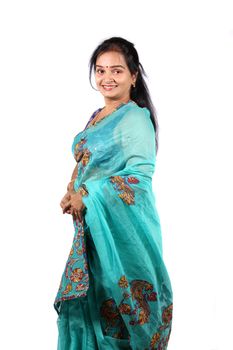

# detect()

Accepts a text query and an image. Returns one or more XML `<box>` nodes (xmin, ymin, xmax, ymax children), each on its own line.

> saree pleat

<box><xmin>54</xmin><ymin>101</ymin><xmax>173</xmax><ymax>349</ymax></box>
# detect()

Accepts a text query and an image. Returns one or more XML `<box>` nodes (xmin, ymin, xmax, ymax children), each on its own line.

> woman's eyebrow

<box><xmin>96</xmin><ymin>65</ymin><xmax>125</xmax><ymax>69</ymax></box>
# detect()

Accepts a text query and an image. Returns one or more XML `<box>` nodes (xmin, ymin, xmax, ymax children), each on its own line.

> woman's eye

<box><xmin>95</xmin><ymin>69</ymin><xmax>122</xmax><ymax>75</ymax></box>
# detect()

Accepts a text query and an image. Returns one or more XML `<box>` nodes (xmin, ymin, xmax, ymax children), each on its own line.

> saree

<box><xmin>54</xmin><ymin>101</ymin><xmax>173</xmax><ymax>349</ymax></box>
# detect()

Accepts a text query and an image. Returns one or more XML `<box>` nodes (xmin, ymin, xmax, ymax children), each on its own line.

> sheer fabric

<box><xmin>54</xmin><ymin>101</ymin><xmax>173</xmax><ymax>349</ymax></box>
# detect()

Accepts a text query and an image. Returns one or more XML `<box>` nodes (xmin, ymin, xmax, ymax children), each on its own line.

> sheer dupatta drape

<box><xmin>54</xmin><ymin>102</ymin><xmax>173</xmax><ymax>349</ymax></box>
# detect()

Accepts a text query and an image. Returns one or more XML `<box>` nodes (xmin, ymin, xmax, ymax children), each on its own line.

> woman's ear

<box><xmin>132</xmin><ymin>71</ymin><xmax>138</xmax><ymax>86</ymax></box>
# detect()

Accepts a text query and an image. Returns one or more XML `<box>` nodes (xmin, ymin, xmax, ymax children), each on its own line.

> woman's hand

<box><xmin>62</xmin><ymin>191</ymin><xmax>86</xmax><ymax>222</ymax></box>
<box><xmin>60</xmin><ymin>178</ymin><xmax>77</xmax><ymax>214</ymax></box>
<box><xmin>60</xmin><ymin>192</ymin><xmax>72</xmax><ymax>214</ymax></box>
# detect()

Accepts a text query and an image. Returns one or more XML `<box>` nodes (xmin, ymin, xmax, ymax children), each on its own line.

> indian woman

<box><xmin>54</xmin><ymin>36</ymin><xmax>173</xmax><ymax>350</ymax></box>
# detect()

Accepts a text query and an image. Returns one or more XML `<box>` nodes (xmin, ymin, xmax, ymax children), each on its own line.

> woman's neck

<box><xmin>104</xmin><ymin>96</ymin><xmax>131</xmax><ymax>112</ymax></box>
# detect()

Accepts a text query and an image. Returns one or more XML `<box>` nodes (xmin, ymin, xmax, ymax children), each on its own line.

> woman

<box><xmin>54</xmin><ymin>37</ymin><xmax>173</xmax><ymax>350</ymax></box>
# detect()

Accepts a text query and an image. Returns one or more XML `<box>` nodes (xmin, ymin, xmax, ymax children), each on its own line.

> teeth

<box><xmin>103</xmin><ymin>86</ymin><xmax>116</xmax><ymax>90</ymax></box>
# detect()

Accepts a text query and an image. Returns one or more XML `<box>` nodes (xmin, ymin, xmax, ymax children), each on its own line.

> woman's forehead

<box><xmin>96</xmin><ymin>51</ymin><xmax>126</xmax><ymax>66</ymax></box>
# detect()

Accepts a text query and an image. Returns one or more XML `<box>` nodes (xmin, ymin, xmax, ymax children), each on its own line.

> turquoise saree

<box><xmin>54</xmin><ymin>101</ymin><xmax>173</xmax><ymax>349</ymax></box>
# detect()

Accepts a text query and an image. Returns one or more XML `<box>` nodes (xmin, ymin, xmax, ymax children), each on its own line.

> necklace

<box><xmin>86</xmin><ymin>99</ymin><xmax>134</xmax><ymax>129</ymax></box>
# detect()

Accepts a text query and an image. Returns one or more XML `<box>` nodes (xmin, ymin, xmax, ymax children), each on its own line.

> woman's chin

<box><xmin>101</xmin><ymin>92</ymin><xmax>120</xmax><ymax>100</ymax></box>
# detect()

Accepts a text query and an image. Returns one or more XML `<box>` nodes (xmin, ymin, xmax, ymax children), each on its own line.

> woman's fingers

<box><xmin>77</xmin><ymin>210</ymin><xmax>82</xmax><ymax>222</ymax></box>
<box><xmin>60</xmin><ymin>193</ymin><xmax>71</xmax><ymax>209</ymax></box>
<box><xmin>60</xmin><ymin>201</ymin><xmax>67</xmax><ymax>209</ymax></box>
<box><xmin>63</xmin><ymin>200</ymin><xmax>71</xmax><ymax>214</ymax></box>
<box><xmin>61</xmin><ymin>192</ymin><xmax>84</xmax><ymax>221</ymax></box>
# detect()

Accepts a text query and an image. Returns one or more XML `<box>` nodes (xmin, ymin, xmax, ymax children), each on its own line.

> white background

<box><xmin>0</xmin><ymin>1</ymin><xmax>232</xmax><ymax>349</ymax></box>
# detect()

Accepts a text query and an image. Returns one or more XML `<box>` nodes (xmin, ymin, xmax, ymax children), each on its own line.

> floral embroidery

<box><xmin>150</xmin><ymin>333</ymin><xmax>161</xmax><ymax>348</ymax></box>
<box><xmin>70</xmin><ymin>268</ymin><xmax>84</xmax><ymax>282</ymax></box>
<box><xmin>118</xmin><ymin>275</ymin><xmax>157</xmax><ymax>326</ymax></box>
<box><xmin>161</xmin><ymin>304</ymin><xmax>173</xmax><ymax>326</ymax></box>
<box><xmin>117</xmin><ymin>276</ymin><xmax>173</xmax><ymax>349</ymax></box>
<box><xmin>81</xmin><ymin>149</ymin><xmax>91</xmax><ymax>166</ymax></box>
<box><xmin>118</xmin><ymin>275</ymin><xmax>129</xmax><ymax>288</ymax></box>
<box><xmin>54</xmin><ymin>220</ymin><xmax>89</xmax><ymax>313</ymax></box>
<box><xmin>74</xmin><ymin>137</ymin><xmax>92</xmax><ymax>171</ymax></box>
<box><xmin>65</xmin><ymin>258</ymin><xmax>79</xmax><ymax>278</ymax></box>
<box><xmin>69</xmin><ymin>247</ymin><xmax>74</xmax><ymax>257</ymax></box>
<box><xmin>149</xmin><ymin>304</ymin><xmax>173</xmax><ymax>350</ymax></box>
<box><xmin>110</xmin><ymin>176</ymin><xmax>139</xmax><ymax>205</ymax></box>
<box><xmin>76</xmin><ymin>283</ymin><xmax>87</xmax><ymax>291</ymax></box>
<box><xmin>62</xmin><ymin>283</ymin><xmax>72</xmax><ymax>295</ymax></box>
<box><xmin>74</xmin><ymin>138</ymin><xmax>87</xmax><ymax>162</ymax></box>
<box><xmin>77</xmin><ymin>184</ymin><xmax>89</xmax><ymax>196</ymax></box>
<box><xmin>100</xmin><ymin>275</ymin><xmax>158</xmax><ymax>341</ymax></box>
<box><xmin>100</xmin><ymin>298</ymin><xmax>130</xmax><ymax>340</ymax></box>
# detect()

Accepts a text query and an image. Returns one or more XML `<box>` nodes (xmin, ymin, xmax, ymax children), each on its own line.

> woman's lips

<box><xmin>102</xmin><ymin>85</ymin><xmax>117</xmax><ymax>91</ymax></box>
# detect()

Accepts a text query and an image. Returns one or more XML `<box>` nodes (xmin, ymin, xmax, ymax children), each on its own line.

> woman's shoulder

<box><xmin>124</xmin><ymin>101</ymin><xmax>151</xmax><ymax>120</ymax></box>
<box><xmin>116</xmin><ymin>101</ymin><xmax>153</xmax><ymax>135</ymax></box>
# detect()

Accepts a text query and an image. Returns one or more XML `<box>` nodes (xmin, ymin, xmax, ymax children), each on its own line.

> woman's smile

<box><xmin>102</xmin><ymin>84</ymin><xmax>118</xmax><ymax>91</ymax></box>
<box><xmin>95</xmin><ymin>51</ymin><xmax>137</xmax><ymax>102</ymax></box>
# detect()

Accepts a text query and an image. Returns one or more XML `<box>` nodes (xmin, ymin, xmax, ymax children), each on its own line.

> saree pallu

<box><xmin>54</xmin><ymin>101</ymin><xmax>173</xmax><ymax>349</ymax></box>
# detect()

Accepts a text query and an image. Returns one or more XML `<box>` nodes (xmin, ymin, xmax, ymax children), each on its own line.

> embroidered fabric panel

<box><xmin>99</xmin><ymin>275</ymin><xmax>173</xmax><ymax>349</ymax></box>
<box><xmin>109</xmin><ymin>175</ymin><xmax>140</xmax><ymax>205</ymax></box>
<box><xmin>149</xmin><ymin>303</ymin><xmax>173</xmax><ymax>349</ymax></box>
<box><xmin>117</xmin><ymin>275</ymin><xmax>158</xmax><ymax>326</ymax></box>
<box><xmin>54</xmin><ymin>219</ymin><xmax>89</xmax><ymax>314</ymax></box>
<box><xmin>100</xmin><ymin>298</ymin><xmax>131</xmax><ymax>340</ymax></box>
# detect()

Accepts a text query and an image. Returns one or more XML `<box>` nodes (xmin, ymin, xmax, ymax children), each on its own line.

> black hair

<box><xmin>89</xmin><ymin>37</ymin><xmax>159</xmax><ymax>153</ymax></box>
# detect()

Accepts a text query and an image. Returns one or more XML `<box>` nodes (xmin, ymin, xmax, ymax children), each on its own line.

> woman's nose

<box><xmin>104</xmin><ymin>70</ymin><xmax>114</xmax><ymax>82</ymax></box>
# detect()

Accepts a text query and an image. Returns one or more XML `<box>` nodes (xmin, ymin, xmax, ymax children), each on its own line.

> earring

<box><xmin>132</xmin><ymin>82</ymin><xmax>136</xmax><ymax>88</ymax></box>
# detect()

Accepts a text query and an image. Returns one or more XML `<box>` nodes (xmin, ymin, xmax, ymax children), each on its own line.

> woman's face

<box><xmin>94</xmin><ymin>50</ymin><xmax>137</xmax><ymax>102</ymax></box>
